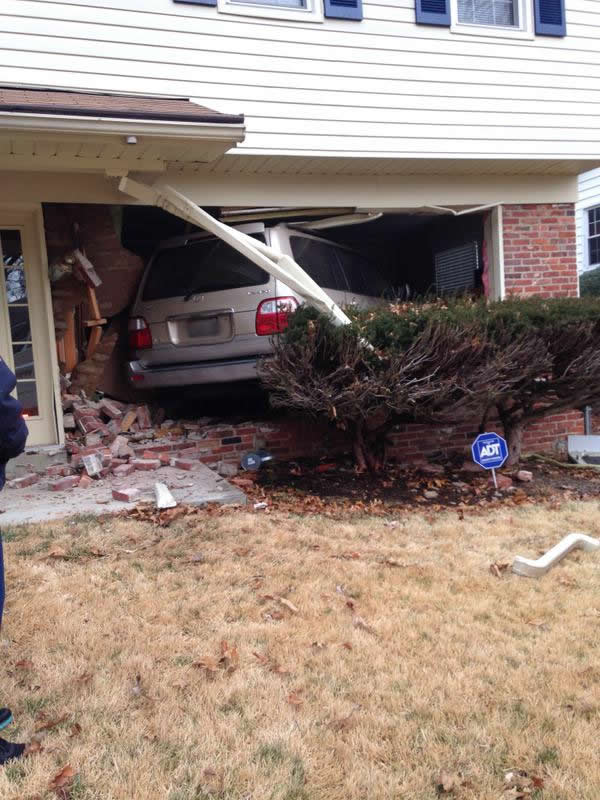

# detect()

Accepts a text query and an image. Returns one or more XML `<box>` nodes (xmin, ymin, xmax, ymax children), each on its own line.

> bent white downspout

<box><xmin>118</xmin><ymin>177</ymin><xmax>351</xmax><ymax>327</ymax></box>
<box><xmin>512</xmin><ymin>532</ymin><xmax>600</xmax><ymax>577</ymax></box>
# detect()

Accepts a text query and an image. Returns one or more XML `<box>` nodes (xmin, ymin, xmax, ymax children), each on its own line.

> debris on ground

<box><xmin>155</xmin><ymin>482</ymin><xmax>177</xmax><ymax>510</ymax></box>
<box><xmin>512</xmin><ymin>532</ymin><xmax>600</xmax><ymax>577</ymax></box>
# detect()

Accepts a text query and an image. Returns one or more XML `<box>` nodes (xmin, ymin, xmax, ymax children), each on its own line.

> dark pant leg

<box><xmin>0</xmin><ymin>533</ymin><xmax>4</xmax><ymax>630</ymax></box>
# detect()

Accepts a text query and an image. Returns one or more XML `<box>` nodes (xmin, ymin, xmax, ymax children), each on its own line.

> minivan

<box><xmin>127</xmin><ymin>222</ymin><xmax>388</xmax><ymax>389</ymax></box>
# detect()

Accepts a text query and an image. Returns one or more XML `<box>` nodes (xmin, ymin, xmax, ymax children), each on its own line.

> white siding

<box><xmin>577</xmin><ymin>168</ymin><xmax>600</xmax><ymax>272</ymax></box>
<box><xmin>2</xmin><ymin>0</ymin><xmax>600</xmax><ymax>158</ymax></box>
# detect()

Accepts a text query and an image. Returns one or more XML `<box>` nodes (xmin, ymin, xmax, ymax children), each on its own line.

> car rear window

<box><xmin>290</xmin><ymin>236</ymin><xmax>347</xmax><ymax>291</ymax></box>
<box><xmin>142</xmin><ymin>234</ymin><xmax>269</xmax><ymax>301</ymax></box>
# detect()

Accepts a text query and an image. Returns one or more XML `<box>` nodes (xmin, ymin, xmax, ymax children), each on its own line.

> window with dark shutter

<box><xmin>534</xmin><ymin>0</ymin><xmax>566</xmax><ymax>36</ymax></box>
<box><xmin>415</xmin><ymin>0</ymin><xmax>450</xmax><ymax>26</ymax></box>
<box><xmin>324</xmin><ymin>0</ymin><xmax>363</xmax><ymax>20</ymax></box>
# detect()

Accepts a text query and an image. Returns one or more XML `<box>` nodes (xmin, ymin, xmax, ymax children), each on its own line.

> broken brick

<box><xmin>136</xmin><ymin>405</ymin><xmax>152</xmax><ymax>430</ymax></box>
<box><xmin>46</xmin><ymin>464</ymin><xmax>74</xmax><ymax>478</ymax></box>
<box><xmin>78</xmin><ymin>474</ymin><xmax>93</xmax><ymax>488</ymax></box>
<box><xmin>110</xmin><ymin>435</ymin><xmax>135</xmax><ymax>459</ymax></box>
<box><xmin>172</xmin><ymin>458</ymin><xmax>199</xmax><ymax>471</ymax></box>
<box><xmin>6</xmin><ymin>473</ymin><xmax>39</xmax><ymax>489</ymax></box>
<box><xmin>62</xmin><ymin>413</ymin><xmax>76</xmax><ymax>430</ymax></box>
<box><xmin>120</xmin><ymin>410</ymin><xmax>137</xmax><ymax>433</ymax></box>
<box><xmin>99</xmin><ymin>399</ymin><xmax>124</xmax><ymax>419</ymax></box>
<box><xmin>131</xmin><ymin>458</ymin><xmax>161</xmax><ymax>471</ymax></box>
<box><xmin>49</xmin><ymin>475</ymin><xmax>81</xmax><ymax>492</ymax></box>
<box><xmin>113</xmin><ymin>463</ymin><xmax>136</xmax><ymax>477</ymax></box>
<box><xmin>112</xmin><ymin>487</ymin><xmax>140</xmax><ymax>503</ymax></box>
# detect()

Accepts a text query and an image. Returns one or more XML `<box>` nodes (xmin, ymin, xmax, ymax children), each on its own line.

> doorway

<box><xmin>0</xmin><ymin>208</ymin><xmax>58</xmax><ymax>446</ymax></box>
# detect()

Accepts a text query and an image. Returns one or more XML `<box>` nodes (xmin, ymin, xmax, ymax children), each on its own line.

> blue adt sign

<box><xmin>471</xmin><ymin>432</ymin><xmax>508</xmax><ymax>470</ymax></box>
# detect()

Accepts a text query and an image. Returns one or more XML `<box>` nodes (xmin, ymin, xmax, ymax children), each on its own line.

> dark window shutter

<box><xmin>415</xmin><ymin>0</ymin><xmax>450</xmax><ymax>25</ymax></box>
<box><xmin>534</xmin><ymin>0</ymin><xmax>566</xmax><ymax>36</ymax></box>
<box><xmin>174</xmin><ymin>0</ymin><xmax>217</xmax><ymax>7</ymax></box>
<box><xmin>324</xmin><ymin>0</ymin><xmax>363</xmax><ymax>21</ymax></box>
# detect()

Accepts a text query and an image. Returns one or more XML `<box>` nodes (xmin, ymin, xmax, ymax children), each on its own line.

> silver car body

<box><xmin>128</xmin><ymin>222</ymin><xmax>386</xmax><ymax>389</ymax></box>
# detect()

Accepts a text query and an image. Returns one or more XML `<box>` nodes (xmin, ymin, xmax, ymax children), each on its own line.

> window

<box><xmin>290</xmin><ymin>237</ymin><xmax>347</xmax><ymax>291</ymax></box>
<box><xmin>451</xmin><ymin>0</ymin><xmax>531</xmax><ymax>36</ymax></box>
<box><xmin>588</xmin><ymin>207</ymin><xmax>600</xmax><ymax>269</ymax></box>
<box><xmin>235</xmin><ymin>0</ymin><xmax>305</xmax><ymax>6</ymax></box>
<box><xmin>175</xmin><ymin>0</ymin><xmax>362</xmax><ymax>22</ymax></box>
<box><xmin>457</xmin><ymin>0</ymin><xmax>517</xmax><ymax>27</ymax></box>
<box><xmin>142</xmin><ymin>234</ymin><xmax>269</xmax><ymax>301</ymax></box>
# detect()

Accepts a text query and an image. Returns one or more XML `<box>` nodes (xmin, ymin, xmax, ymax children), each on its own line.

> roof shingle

<box><xmin>0</xmin><ymin>88</ymin><xmax>244</xmax><ymax>126</ymax></box>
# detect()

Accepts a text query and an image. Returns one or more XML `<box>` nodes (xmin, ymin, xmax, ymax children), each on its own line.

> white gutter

<box><xmin>0</xmin><ymin>111</ymin><xmax>245</xmax><ymax>143</ymax></box>
<box><xmin>119</xmin><ymin>177</ymin><xmax>351</xmax><ymax>326</ymax></box>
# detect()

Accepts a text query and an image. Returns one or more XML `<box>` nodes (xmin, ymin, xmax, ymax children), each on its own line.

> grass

<box><xmin>0</xmin><ymin>502</ymin><xmax>600</xmax><ymax>798</ymax></box>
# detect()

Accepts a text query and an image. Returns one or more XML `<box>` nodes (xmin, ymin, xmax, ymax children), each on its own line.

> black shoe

<box><xmin>0</xmin><ymin>738</ymin><xmax>25</xmax><ymax>765</ymax></box>
<box><xmin>0</xmin><ymin>709</ymin><xmax>13</xmax><ymax>732</ymax></box>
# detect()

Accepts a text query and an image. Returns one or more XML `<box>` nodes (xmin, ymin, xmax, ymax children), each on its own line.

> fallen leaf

<box><xmin>311</xmin><ymin>641</ymin><xmax>327</xmax><ymax>650</ymax></box>
<box><xmin>385</xmin><ymin>558</ymin><xmax>408</xmax><ymax>568</ymax></box>
<box><xmin>437</xmin><ymin>770</ymin><xmax>461</xmax><ymax>793</ymax></box>
<box><xmin>46</xmin><ymin>548</ymin><xmax>70</xmax><ymax>560</ymax></box>
<box><xmin>490</xmin><ymin>562</ymin><xmax>510</xmax><ymax>578</ymax></box>
<box><xmin>219</xmin><ymin>640</ymin><xmax>239</xmax><ymax>674</ymax></box>
<box><xmin>253</xmin><ymin>652</ymin><xmax>269</xmax><ymax>666</ymax></box>
<box><xmin>35</xmin><ymin>714</ymin><xmax>68</xmax><ymax>733</ymax></box>
<box><xmin>15</xmin><ymin>659</ymin><xmax>34</xmax><ymax>670</ymax></box>
<box><xmin>341</xmin><ymin>642</ymin><xmax>353</xmax><ymax>650</ymax></box>
<box><xmin>278</xmin><ymin>597</ymin><xmax>299</xmax><ymax>614</ymax></box>
<box><xmin>74</xmin><ymin>672</ymin><xmax>92</xmax><ymax>686</ymax></box>
<box><xmin>329</xmin><ymin>705</ymin><xmax>360</xmax><ymax>732</ymax></box>
<box><xmin>193</xmin><ymin>656</ymin><xmax>219</xmax><ymax>673</ymax></box>
<box><xmin>50</xmin><ymin>765</ymin><xmax>75</xmax><ymax>794</ymax></box>
<box><xmin>287</xmin><ymin>691</ymin><xmax>304</xmax><ymax>707</ymax></box>
<box><xmin>525</xmin><ymin>618</ymin><xmax>547</xmax><ymax>628</ymax></box>
<box><xmin>353</xmin><ymin>616</ymin><xmax>377</xmax><ymax>636</ymax></box>
<box><xmin>131</xmin><ymin>674</ymin><xmax>144</xmax><ymax>698</ymax></box>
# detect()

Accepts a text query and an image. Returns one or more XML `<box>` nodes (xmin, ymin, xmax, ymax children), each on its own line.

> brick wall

<box><xmin>130</xmin><ymin>411</ymin><xmax>583</xmax><ymax>469</ymax></box>
<box><xmin>503</xmin><ymin>203</ymin><xmax>578</xmax><ymax>297</ymax></box>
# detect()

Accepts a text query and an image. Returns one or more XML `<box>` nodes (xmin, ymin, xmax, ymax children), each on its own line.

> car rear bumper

<box><xmin>128</xmin><ymin>356</ymin><xmax>261</xmax><ymax>388</ymax></box>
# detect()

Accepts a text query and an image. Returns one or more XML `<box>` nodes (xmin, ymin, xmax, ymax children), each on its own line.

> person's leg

<box><xmin>0</xmin><ymin>532</ymin><xmax>24</xmax><ymax>763</ymax></box>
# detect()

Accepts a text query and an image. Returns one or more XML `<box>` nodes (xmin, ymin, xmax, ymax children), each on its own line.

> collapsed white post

<box><xmin>118</xmin><ymin>177</ymin><xmax>351</xmax><ymax>327</ymax></box>
<box><xmin>512</xmin><ymin>532</ymin><xmax>600</xmax><ymax>577</ymax></box>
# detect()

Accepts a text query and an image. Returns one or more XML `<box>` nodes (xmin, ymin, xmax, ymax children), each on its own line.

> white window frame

<box><xmin>586</xmin><ymin>205</ymin><xmax>600</xmax><ymax>270</ymax></box>
<box><xmin>450</xmin><ymin>0</ymin><xmax>534</xmax><ymax>39</ymax></box>
<box><xmin>218</xmin><ymin>0</ymin><xmax>323</xmax><ymax>22</ymax></box>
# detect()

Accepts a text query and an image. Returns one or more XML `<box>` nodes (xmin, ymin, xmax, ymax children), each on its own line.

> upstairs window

<box><xmin>416</xmin><ymin>0</ymin><xmax>565</xmax><ymax>37</ymax></box>
<box><xmin>457</xmin><ymin>0</ymin><xmax>517</xmax><ymax>27</ymax></box>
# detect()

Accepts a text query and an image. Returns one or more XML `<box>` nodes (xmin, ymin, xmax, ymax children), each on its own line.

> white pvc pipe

<box><xmin>512</xmin><ymin>532</ymin><xmax>600</xmax><ymax>577</ymax></box>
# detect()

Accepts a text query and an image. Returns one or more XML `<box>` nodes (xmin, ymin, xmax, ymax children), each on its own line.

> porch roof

<box><xmin>0</xmin><ymin>87</ymin><xmax>245</xmax><ymax>173</ymax></box>
<box><xmin>0</xmin><ymin>88</ymin><xmax>244</xmax><ymax>126</ymax></box>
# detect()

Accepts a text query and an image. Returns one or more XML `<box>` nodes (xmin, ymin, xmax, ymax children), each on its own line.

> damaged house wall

<box><xmin>44</xmin><ymin>203</ymin><xmax>145</xmax><ymax>399</ymax></box>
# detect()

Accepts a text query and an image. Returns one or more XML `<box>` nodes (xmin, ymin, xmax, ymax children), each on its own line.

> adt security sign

<box><xmin>471</xmin><ymin>432</ymin><xmax>508</xmax><ymax>488</ymax></box>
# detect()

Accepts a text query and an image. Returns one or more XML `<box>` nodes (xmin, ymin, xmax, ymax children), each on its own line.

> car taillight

<box><xmin>128</xmin><ymin>317</ymin><xmax>153</xmax><ymax>350</ymax></box>
<box><xmin>255</xmin><ymin>297</ymin><xmax>298</xmax><ymax>336</ymax></box>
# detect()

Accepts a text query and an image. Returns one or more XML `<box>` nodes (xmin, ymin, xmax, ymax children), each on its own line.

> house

<box><xmin>577</xmin><ymin>167</ymin><xmax>600</xmax><ymax>280</ymax></box>
<box><xmin>0</xmin><ymin>0</ymin><xmax>597</xmax><ymax>459</ymax></box>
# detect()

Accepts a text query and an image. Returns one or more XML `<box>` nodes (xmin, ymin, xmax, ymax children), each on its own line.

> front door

<box><xmin>0</xmin><ymin>209</ymin><xmax>58</xmax><ymax>446</ymax></box>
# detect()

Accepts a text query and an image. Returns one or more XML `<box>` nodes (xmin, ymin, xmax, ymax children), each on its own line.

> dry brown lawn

<box><xmin>1</xmin><ymin>502</ymin><xmax>600</xmax><ymax>799</ymax></box>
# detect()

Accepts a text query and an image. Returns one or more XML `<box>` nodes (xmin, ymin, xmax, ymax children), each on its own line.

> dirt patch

<box><xmin>251</xmin><ymin>456</ymin><xmax>600</xmax><ymax>515</ymax></box>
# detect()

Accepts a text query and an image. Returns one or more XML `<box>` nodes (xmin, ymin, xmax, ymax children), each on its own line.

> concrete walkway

<box><xmin>0</xmin><ymin>462</ymin><xmax>246</xmax><ymax>526</ymax></box>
